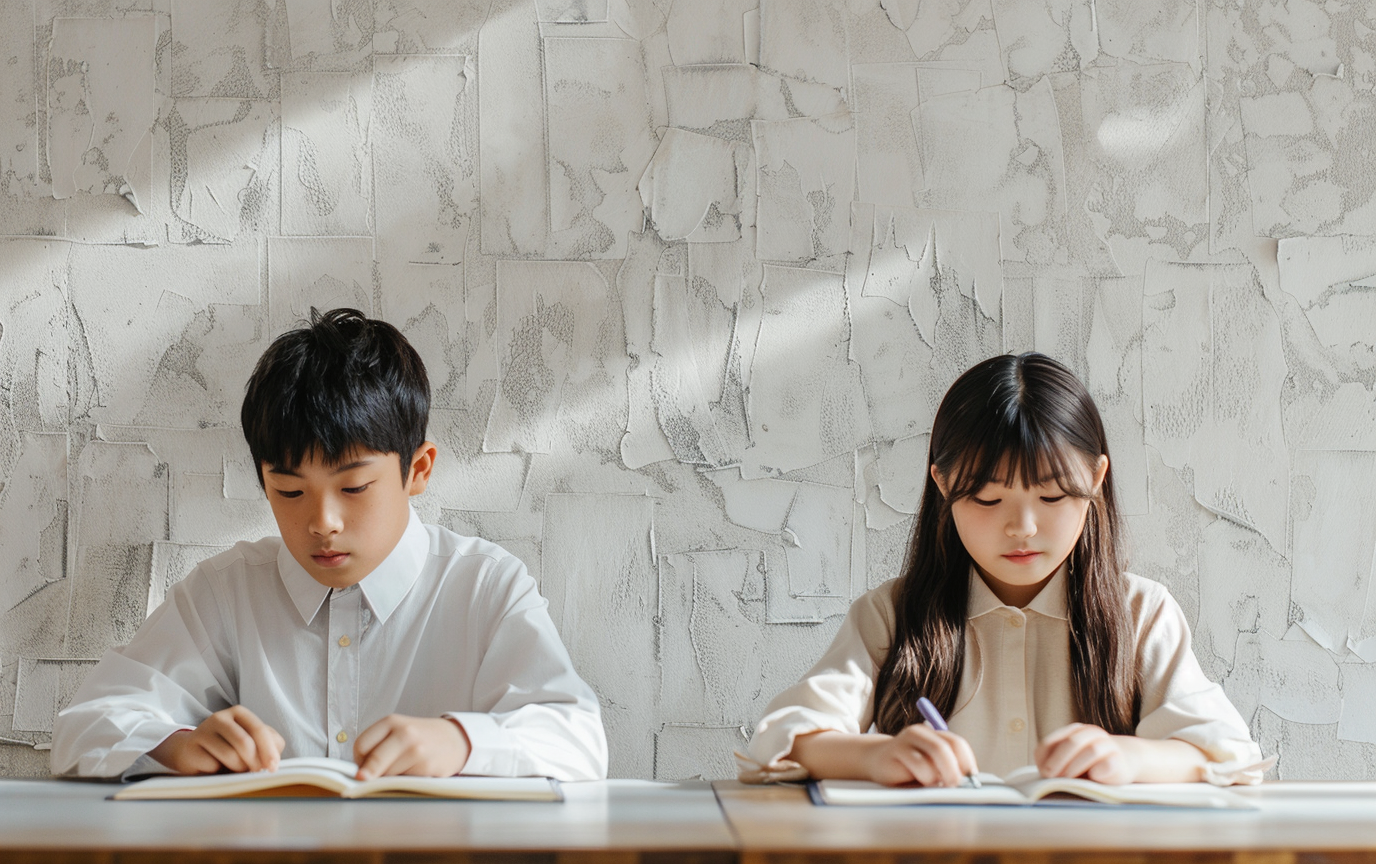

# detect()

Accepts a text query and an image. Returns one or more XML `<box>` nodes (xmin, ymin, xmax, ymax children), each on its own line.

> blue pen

<box><xmin>916</xmin><ymin>696</ymin><xmax>981</xmax><ymax>789</ymax></box>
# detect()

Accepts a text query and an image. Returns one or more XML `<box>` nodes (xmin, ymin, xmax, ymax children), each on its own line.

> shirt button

<box><xmin>338</xmin><ymin>635</ymin><xmax>351</xmax><ymax>647</ymax></box>
<box><xmin>336</xmin><ymin>730</ymin><xmax>349</xmax><ymax>743</ymax></box>
<box><xmin>1009</xmin><ymin>616</ymin><xmax>1024</xmax><ymax>628</ymax></box>
<box><xmin>1010</xmin><ymin>718</ymin><xmax>1026</xmax><ymax>733</ymax></box>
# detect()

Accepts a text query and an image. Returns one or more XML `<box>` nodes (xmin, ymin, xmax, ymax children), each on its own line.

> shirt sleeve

<box><xmin>742</xmin><ymin>583</ymin><xmax>895</xmax><ymax>782</ymax></box>
<box><xmin>444</xmin><ymin>557</ymin><xmax>608</xmax><ymax>782</ymax></box>
<box><xmin>49</xmin><ymin>571</ymin><xmax>235</xmax><ymax>779</ymax></box>
<box><xmin>1132</xmin><ymin>579</ymin><xmax>1268</xmax><ymax>785</ymax></box>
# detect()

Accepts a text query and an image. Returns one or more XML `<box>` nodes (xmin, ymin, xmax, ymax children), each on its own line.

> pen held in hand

<box><xmin>915</xmin><ymin>696</ymin><xmax>981</xmax><ymax>789</ymax></box>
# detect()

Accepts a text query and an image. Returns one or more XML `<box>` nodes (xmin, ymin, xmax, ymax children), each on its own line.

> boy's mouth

<box><xmin>312</xmin><ymin>551</ymin><xmax>349</xmax><ymax>568</ymax></box>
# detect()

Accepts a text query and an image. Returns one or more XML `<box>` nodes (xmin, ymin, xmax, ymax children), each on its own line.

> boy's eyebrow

<box><xmin>265</xmin><ymin>458</ymin><xmax>375</xmax><ymax>477</ymax></box>
<box><xmin>332</xmin><ymin>459</ymin><xmax>374</xmax><ymax>474</ymax></box>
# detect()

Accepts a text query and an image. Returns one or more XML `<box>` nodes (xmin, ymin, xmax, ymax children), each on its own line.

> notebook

<box><xmin>112</xmin><ymin>756</ymin><xmax>563</xmax><ymax>801</ymax></box>
<box><xmin>809</xmin><ymin>765</ymin><xmax>1253</xmax><ymax>809</ymax></box>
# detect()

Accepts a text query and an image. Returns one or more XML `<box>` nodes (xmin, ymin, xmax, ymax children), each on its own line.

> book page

<box><xmin>1005</xmin><ymin>767</ymin><xmax>1254</xmax><ymax>810</ymax></box>
<box><xmin>113</xmin><ymin>759</ymin><xmax>360</xmax><ymax>800</ymax></box>
<box><xmin>814</xmin><ymin>779</ymin><xmax>1027</xmax><ymax>806</ymax></box>
<box><xmin>351</xmin><ymin>775</ymin><xmax>562</xmax><ymax>801</ymax></box>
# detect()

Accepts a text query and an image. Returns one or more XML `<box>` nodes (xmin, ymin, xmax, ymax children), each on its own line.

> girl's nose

<box><xmin>1006</xmin><ymin>507</ymin><xmax>1037</xmax><ymax>538</ymax></box>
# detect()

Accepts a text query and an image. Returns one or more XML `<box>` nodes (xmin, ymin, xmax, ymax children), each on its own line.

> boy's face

<box><xmin>262</xmin><ymin>443</ymin><xmax>436</xmax><ymax>589</ymax></box>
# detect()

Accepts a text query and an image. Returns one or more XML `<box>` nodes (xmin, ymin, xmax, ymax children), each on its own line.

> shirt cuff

<box><xmin>443</xmin><ymin>712</ymin><xmax>523</xmax><ymax>777</ymax></box>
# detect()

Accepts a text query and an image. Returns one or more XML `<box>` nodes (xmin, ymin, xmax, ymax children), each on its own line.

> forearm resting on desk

<box><xmin>789</xmin><ymin>728</ymin><xmax>978</xmax><ymax>787</ymax></box>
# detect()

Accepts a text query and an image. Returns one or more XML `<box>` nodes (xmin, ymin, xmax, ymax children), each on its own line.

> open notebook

<box><xmin>112</xmin><ymin>757</ymin><xmax>563</xmax><ymax>801</ymax></box>
<box><xmin>810</xmin><ymin>765</ymin><xmax>1253</xmax><ymax>809</ymax></box>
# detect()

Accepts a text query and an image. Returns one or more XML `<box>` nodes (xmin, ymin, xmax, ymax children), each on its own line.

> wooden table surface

<box><xmin>712</xmin><ymin>779</ymin><xmax>1376</xmax><ymax>864</ymax></box>
<box><xmin>6</xmin><ymin>777</ymin><xmax>1376</xmax><ymax>864</ymax></box>
<box><xmin>0</xmin><ymin>777</ymin><xmax>735</xmax><ymax>864</ymax></box>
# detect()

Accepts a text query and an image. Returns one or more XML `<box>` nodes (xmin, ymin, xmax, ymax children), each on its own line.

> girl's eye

<box><xmin>343</xmin><ymin>484</ymin><xmax>371</xmax><ymax>494</ymax></box>
<box><xmin>972</xmin><ymin>497</ymin><xmax>1000</xmax><ymax>507</ymax></box>
<box><xmin>276</xmin><ymin>490</ymin><xmax>303</xmax><ymax>499</ymax></box>
<box><xmin>1040</xmin><ymin>495</ymin><xmax>1066</xmax><ymax>503</ymax></box>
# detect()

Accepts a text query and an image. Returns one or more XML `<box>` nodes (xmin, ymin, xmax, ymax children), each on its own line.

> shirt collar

<box><xmin>277</xmin><ymin>506</ymin><xmax>430</xmax><ymax>626</ymax></box>
<box><xmin>966</xmin><ymin>561</ymin><xmax>1070</xmax><ymax>621</ymax></box>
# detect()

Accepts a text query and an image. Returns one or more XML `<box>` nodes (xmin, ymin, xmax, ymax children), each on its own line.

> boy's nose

<box><xmin>309</xmin><ymin>501</ymin><xmax>344</xmax><ymax>536</ymax></box>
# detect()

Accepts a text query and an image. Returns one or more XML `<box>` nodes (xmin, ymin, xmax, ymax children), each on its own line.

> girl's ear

<box><xmin>929</xmin><ymin>464</ymin><xmax>950</xmax><ymax>498</ymax></box>
<box><xmin>1091</xmin><ymin>454</ymin><xmax>1109</xmax><ymax>494</ymax></box>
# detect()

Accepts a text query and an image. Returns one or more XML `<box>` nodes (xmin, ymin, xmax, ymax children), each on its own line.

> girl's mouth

<box><xmin>1002</xmin><ymin>550</ymin><xmax>1041</xmax><ymax>564</ymax></box>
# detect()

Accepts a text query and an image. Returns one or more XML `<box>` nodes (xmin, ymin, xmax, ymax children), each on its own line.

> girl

<box><xmin>740</xmin><ymin>353</ymin><xmax>1267</xmax><ymax>787</ymax></box>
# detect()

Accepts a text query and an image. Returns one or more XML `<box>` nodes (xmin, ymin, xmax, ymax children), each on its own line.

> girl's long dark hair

<box><xmin>873</xmin><ymin>352</ymin><xmax>1139</xmax><ymax>735</ymax></box>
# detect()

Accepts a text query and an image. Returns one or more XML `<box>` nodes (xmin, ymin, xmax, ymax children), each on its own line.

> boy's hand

<box><xmin>353</xmin><ymin>714</ymin><xmax>471</xmax><ymax>780</ymax></box>
<box><xmin>148</xmin><ymin>706</ymin><xmax>285</xmax><ymax>775</ymax></box>
<box><xmin>863</xmin><ymin>724</ymin><xmax>978</xmax><ymax>787</ymax></box>
<box><xmin>1035</xmin><ymin>723</ymin><xmax>1138</xmax><ymax>785</ymax></box>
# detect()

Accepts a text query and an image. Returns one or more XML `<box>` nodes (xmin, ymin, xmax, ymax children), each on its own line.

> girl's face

<box><xmin>932</xmin><ymin>452</ymin><xmax>1109</xmax><ymax>607</ymax></box>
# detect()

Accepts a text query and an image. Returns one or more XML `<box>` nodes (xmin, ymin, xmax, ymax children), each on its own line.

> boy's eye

<box><xmin>276</xmin><ymin>490</ymin><xmax>303</xmax><ymax>499</ymax></box>
<box><xmin>343</xmin><ymin>483</ymin><xmax>372</xmax><ymax>494</ymax></box>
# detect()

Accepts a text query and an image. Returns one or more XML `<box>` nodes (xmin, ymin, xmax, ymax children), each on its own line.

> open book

<box><xmin>112</xmin><ymin>757</ymin><xmax>563</xmax><ymax>801</ymax></box>
<box><xmin>811</xmin><ymin>765</ymin><xmax>1253</xmax><ymax>809</ymax></box>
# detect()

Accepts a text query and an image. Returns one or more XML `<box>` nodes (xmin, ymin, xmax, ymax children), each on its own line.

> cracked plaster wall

<box><xmin>1</xmin><ymin>0</ymin><xmax>1375</xmax><ymax>780</ymax></box>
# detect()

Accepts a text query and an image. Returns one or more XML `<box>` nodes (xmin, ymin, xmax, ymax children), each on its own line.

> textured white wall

<box><xmin>1</xmin><ymin>0</ymin><xmax>1375</xmax><ymax>780</ymax></box>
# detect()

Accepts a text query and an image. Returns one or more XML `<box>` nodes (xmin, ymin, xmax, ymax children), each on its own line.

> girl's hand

<box><xmin>863</xmin><ymin>724</ymin><xmax>979</xmax><ymax>787</ymax></box>
<box><xmin>1035</xmin><ymin>723</ymin><xmax>1139</xmax><ymax>785</ymax></box>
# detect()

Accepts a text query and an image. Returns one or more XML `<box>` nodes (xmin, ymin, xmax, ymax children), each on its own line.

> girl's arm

<box><xmin>791</xmin><ymin>726</ymin><xmax>979</xmax><ymax>787</ymax></box>
<box><xmin>1035</xmin><ymin>723</ymin><xmax>1208</xmax><ymax>784</ymax></box>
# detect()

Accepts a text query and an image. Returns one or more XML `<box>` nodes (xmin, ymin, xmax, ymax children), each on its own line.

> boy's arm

<box><xmin>442</xmin><ymin>557</ymin><xmax>608</xmax><ymax>781</ymax></box>
<box><xmin>51</xmin><ymin>577</ymin><xmax>236</xmax><ymax>778</ymax></box>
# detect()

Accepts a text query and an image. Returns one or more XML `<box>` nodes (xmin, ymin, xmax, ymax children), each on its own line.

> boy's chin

<box><xmin>300</xmin><ymin>557</ymin><xmax>368</xmax><ymax>589</ymax></box>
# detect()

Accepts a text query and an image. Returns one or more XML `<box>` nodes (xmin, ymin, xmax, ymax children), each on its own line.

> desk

<box><xmin>7</xmin><ymin>778</ymin><xmax>1376</xmax><ymax>864</ymax></box>
<box><xmin>713</xmin><ymin>780</ymin><xmax>1376</xmax><ymax>863</ymax></box>
<box><xmin>0</xmin><ymin>778</ymin><xmax>734</xmax><ymax>864</ymax></box>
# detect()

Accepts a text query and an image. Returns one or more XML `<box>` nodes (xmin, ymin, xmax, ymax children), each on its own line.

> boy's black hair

<box><xmin>241</xmin><ymin>308</ymin><xmax>430</xmax><ymax>485</ymax></box>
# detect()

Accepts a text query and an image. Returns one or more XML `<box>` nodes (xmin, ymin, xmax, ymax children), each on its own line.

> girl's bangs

<box><xmin>944</xmin><ymin>423</ymin><xmax>1096</xmax><ymax>500</ymax></box>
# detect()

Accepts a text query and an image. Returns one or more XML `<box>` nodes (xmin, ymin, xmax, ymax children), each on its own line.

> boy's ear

<box><xmin>405</xmin><ymin>441</ymin><xmax>438</xmax><ymax>496</ymax></box>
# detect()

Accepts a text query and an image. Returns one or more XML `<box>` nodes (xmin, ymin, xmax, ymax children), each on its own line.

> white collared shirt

<box><xmin>745</xmin><ymin>567</ymin><xmax>1265</xmax><ymax>783</ymax></box>
<box><xmin>52</xmin><ymin>508</ymin><xmax>608</xmax><ymax>781</ymax></box>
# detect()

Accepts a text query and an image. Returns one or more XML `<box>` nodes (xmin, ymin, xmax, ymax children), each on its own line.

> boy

<box><xmin>52</xmin><ymin>308</ymin><xmax>607</xmax><ymax>781</ymax></box>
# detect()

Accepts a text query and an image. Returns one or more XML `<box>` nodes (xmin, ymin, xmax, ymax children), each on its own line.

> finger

<box><xmin>250</xmin><ymin>722</ymin><xmax>283</xmax><ymax>771</ymax></box>
<box><xmin>214</xmin><ymin>714</ymin><xmax>263</xmax><ymax>772</ymax></box>
<box><xmin>353</xmin><ymin>716</ymin><xmax>397</xmax><ymax>768</ymax></box>
<box><xmin>937</xmin><ymin>731</ymin><xmax>979</xmax><ymax>777</ymax></box>
<box><xmin>892</xmin><ymin>746</ymin><xmax>939</xmax><ymax>787</ymax></box>
<box><xmin>1036</xmin><ymin>723</ymin><xmax>1086</xmax><ymax>762</ymax></box>
<box><xmin>1042</xmin><ymin>728</ymin><xmax>1103</xmax><ymax>777</ymax></box>
<box><xmin>913</xmin><ymin>733</ymin><xmax>964</xmax><ymax>787</ymax></box>
<box><xmin>181</xmin><ymin>741</ymin><xmax>224</xmax><ymax>775</ymax></box>
<box><xmin>356</xmin><ymin>728</ymin><xmax>408</xmax><ymax>781</ymax></box>
<box><xmin>200</xmin><ymin>733</ymin><xmax>249</xmax><ymax>773</ymax></box>
<box><xmin>1061</xmin><ymin>738</ymin><xmax>1115</xmax><ymax>780</ymax></box>
<box><xmin>232</xmin><ymin>709</ymin><xmax>281</xmax><ymax>772</ymax></box>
